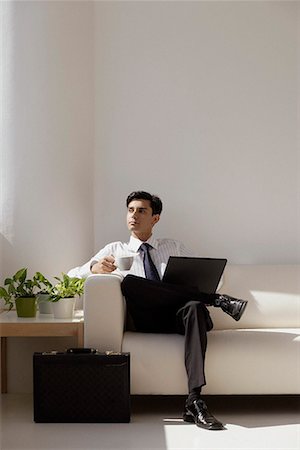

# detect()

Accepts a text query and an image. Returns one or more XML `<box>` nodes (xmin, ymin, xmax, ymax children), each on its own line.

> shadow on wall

<box><xmin>0</xmin><ymin>234</ymin><xmax>15</xmax><ymax>308</ymax></box>
<box><xmin>0</xmin><ymin>233</ymin><xmax>16</xmax><ymax>282</ymax></box>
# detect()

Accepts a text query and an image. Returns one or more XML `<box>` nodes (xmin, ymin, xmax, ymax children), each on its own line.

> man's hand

<box><xmin>91</xmin><ymin>256</ymin><xmax>117</xmax><ymax>274</ymax></box>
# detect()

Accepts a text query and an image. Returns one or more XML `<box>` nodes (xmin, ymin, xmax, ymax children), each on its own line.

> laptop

<box><xmin>162</xmin><ymin>257</ymin><xmax>227</xmax><ymax>294</ymax></box>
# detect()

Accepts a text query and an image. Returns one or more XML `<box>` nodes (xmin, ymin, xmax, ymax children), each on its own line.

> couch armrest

<box><xmin>83</xmin><ymin>274</ymin><xmax>125</xmax><ymax>351</ymax></box>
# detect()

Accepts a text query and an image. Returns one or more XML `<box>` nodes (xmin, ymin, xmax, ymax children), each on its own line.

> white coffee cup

<box><xmin>115</xmin><ymin>255</ymin><xmax>134</xmax><ymax>271</ymax></box>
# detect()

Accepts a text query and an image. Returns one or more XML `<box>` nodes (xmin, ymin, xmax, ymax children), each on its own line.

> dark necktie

<box><xmin>139</xmin><ymin>243</ymin><xmax>160</xmax><ymax>281</ymax></box>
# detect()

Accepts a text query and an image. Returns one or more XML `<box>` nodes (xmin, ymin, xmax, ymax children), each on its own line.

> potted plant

<box><xmin>50</xmin><ymin>273</ymin><xmax>85</xmax><ymax>319</ymax></box>
<box><xmin>0</xmin><ymin>268</ymin><xmax>39</xmax><ymax>317</ymax></box>
<box><xmin>33</xmin><ymin>272</ymin><xmax>54</xmax><ymax>314</ymax></box>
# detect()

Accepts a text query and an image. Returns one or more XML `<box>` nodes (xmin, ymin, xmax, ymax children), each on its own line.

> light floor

<box><xmin>1</xmin><ymin>395</ymin><xmax>299</xmax><ymax>450</ymax></box>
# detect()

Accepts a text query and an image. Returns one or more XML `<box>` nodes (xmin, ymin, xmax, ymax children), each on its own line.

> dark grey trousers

<box><xmin>121</xmin><ymin>275</ymin><xmax>214</xmax><ymax>391</ymax></box>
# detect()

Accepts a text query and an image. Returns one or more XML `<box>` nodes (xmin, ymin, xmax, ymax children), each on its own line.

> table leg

<box><xmin>77</xmin><ymin>323</ymin><xmax>84</xmax><ymax>347</ymax></box>
<box><xmin>1</xmin><ymin>337</ymin><xmax>8</xmax><ymax>394</ymax></box>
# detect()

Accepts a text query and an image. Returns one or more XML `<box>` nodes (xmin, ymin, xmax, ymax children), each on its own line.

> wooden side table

<box><xmin>0</xmin><ymin>309</ymin><xmax>84</xmax><ymax>394</ymax></box>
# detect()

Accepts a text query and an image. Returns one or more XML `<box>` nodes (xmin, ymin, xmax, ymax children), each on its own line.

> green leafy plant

<box><xmin>0</xmin><ymin>268</ymin><xmax>39</xmax><ymax>310</ymax></box>
<box><xmin>33</xmin><ymin>272</ymin><xmax>54</xmax><ymax>295</ymax></box>
<box><xmin>50</xmin><ymin>273</ymin><xmax>85</xmax><ymax>302</ymax></box>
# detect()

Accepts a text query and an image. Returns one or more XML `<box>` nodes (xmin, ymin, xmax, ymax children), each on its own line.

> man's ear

<box><xmin>152</xmin><ymin>214</ymin><xmax>160</xmax><ymax>225</ymax></box>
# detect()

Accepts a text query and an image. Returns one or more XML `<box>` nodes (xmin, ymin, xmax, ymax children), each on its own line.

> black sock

<box><xmin>187</xmin><ymin>387</ymin><xmax>201</xmax><ymax>405</ymax></box>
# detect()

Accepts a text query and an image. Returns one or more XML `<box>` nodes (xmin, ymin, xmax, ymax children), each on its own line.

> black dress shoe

<box><xmin>218</xmin><ymin>294</ymin><xmax>248</xmax><ymax>321</ymax></box>
<box><xmin>183</xmin><ymin>399</ymin><xmax>224</xmax><ymax>430</ymax></box>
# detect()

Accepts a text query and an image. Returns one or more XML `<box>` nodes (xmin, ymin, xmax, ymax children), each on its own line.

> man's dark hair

<box><xmin>126</xmin><ymin>191</ymin><xmax>163</xmax><ymax>215</ymax></box>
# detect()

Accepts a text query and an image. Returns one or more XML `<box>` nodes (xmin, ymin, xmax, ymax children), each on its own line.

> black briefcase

<box><xmin>33</xmin><ymin>349</ymin><xmax>130</xmax><ymax>423</ymax></box>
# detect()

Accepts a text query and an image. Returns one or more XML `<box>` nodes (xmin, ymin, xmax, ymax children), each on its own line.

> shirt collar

<box><xmin>128</xmin><ymin>235</ymin><xmax>159</xmax><ymax>251</ymax></box>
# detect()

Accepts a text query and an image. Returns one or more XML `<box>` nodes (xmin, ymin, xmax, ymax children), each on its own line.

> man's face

<box><xmin>127</xmin><ymin>199</ymin><xmax>160</xmax><ymax>239</ymax></box>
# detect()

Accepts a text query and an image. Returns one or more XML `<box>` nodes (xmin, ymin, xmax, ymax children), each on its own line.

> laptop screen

<box><xmin>162</xmin><ymin>257</ymin><xmax>227</xmax><ymax>294</ymax></box>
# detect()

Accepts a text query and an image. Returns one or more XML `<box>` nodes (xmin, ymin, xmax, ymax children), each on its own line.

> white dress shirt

<box><xmin>68</xmin><ymin>235</ymin><xmax>193</xmax><ymax>279</ymax></box>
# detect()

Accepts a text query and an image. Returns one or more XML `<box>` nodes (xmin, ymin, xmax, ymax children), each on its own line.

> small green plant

<box><xmin>33</xmin><ymin>272</ymin><xmax>54</xmax><ymax>295</ymax></box>
<box><xmin>0</xmin><ymin>268</ymin><xmax>39</xmax><ymax>310</ymax></box>
<box><xmin>50</xmin><ymin>273</ymin><xmax>85</xmax><ymax>302</ymax></box>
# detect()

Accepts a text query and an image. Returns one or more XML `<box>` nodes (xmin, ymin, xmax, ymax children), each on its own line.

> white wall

<box><xmin>0</xmin><ymin>0</ymin><xmax>94</xmax><ymax>283</ymax></box>
<box><xmin>94</xmin><ymin>0</ymin><xmax>299</xmax><ymax>264</ymax></box>
<box><xmin>1</xmin><ymin>0</ymin><xmax>299</xmax><ymax>289</ymax></box>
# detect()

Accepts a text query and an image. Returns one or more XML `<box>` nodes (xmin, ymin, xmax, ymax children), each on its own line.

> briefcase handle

<box><xmin>67</xmin><ymin>348</ymin><xmax>97</xmax><ymax>354</ymax></box>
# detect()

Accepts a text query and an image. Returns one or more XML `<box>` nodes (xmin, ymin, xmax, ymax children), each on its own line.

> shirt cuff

<box><xmin>90</xmin><ymin>260</ymin><xmax>98</xmax><ymax>272</ymax></box>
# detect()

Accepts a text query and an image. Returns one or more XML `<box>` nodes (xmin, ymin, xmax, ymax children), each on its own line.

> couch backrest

<box><xmin>210</xmin><ymin>265</ymin><xmax>300</xmax><ymax>330</ymax></box>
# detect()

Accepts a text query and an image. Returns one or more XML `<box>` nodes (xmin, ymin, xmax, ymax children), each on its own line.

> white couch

<box><xmin>84</xmin><ymin>265</ymin><xmax>300</xmax><ymax>395</ymax></box>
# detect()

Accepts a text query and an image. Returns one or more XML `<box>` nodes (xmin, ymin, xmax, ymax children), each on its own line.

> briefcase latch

<box><xmin>42</xmin><ymin>351</ymin><xmax>59</xmax><ymax>355</ymax></box>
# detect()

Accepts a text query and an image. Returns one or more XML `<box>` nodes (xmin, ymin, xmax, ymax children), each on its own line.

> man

<box><xmin>70</xmin><ymin>190</ymin><xmax>247</xmax><ymax>430</ymax></box>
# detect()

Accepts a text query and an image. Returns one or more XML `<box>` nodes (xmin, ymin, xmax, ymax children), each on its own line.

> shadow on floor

<box><xmin>131</xmin><ymin>395</ymin><xmax>300</xmax><ymax>429</ymax></box>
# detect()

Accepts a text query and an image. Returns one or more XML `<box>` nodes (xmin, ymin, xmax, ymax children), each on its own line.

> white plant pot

<box><xmin>52</xmin><ymin>297</ymin><xmax>76</xmax><ymax>319</ymax></box>
<box><xmin>37</xmin><ymin>294</ymin><xmax>53</xmax><ymax>314</ymax></box>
